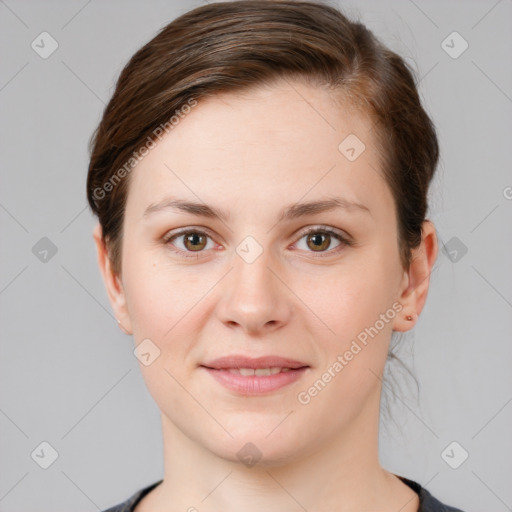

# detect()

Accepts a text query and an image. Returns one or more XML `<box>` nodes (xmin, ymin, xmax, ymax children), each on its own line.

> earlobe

<box><xmin>92</xmin><ymin>224</ymin><xmax>133</xmax><ymax>335</ymax></box>
<box><xmin>392</xmin><ymin>220</ymin><xmax>438</xmax><ymax>333</ymax></box>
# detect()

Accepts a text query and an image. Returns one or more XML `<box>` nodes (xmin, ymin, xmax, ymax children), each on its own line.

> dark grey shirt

<box><xmin>101</xmin><ymin>476</ymin><xmax>466</xmax><ymax>512</ymax></box>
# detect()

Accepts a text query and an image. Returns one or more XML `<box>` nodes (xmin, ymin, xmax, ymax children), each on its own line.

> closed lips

<box><xmin>201</xmin><ymin>356</ymin><xmax>310</xmax><ymax>394</ymax></box>
<box><xmin>226</xmin><ymin>367</ymin><xmax>293</xmax><ymax>376</ymax></box>
<box><xmin>201</xmin><ymin>355</ymin><xmax>309</xmax><ymax>371</ymax></box>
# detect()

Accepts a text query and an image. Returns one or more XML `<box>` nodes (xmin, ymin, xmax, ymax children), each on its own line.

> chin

<box><xmin>204</xmin><ymin>422</ymin><xmax>308</xmax><ymax>468</ymax></box>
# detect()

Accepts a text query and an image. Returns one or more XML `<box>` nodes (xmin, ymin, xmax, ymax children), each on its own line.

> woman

<box><xmin>87</xmin><ymin>1</ymin><xmax>466</xmax><ymax>511</ymax></box>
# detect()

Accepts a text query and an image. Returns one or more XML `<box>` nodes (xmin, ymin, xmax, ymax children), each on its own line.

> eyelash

<box><xmin>162</xmin><ymin>226</ymin><xmax>353</xmax><ymax>260</ymax></box>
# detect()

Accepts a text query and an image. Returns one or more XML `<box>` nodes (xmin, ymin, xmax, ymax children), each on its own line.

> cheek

<box><xmin>301</xmin><ymin>247</ymin><xmax>401</xmax><ymax>395</ymax></box>
<box><xmin>310</xmin><ymin>257</ymin><xmax>399</xmax><ymax>342</ymax></box>
<box><xmin>121</xmin><ymin>230</ymin><xmax>401</xmax><ymax>353</ymax></box>
<box><xmin>293</xmin><ymin>269</ymin><xmax>397</xmax><ymax>435</ymax></box>
<box><xmin>121</xmin><ymin>256</ymin><xmax>207</xmax><ymax>410</ymax></box>
<box><xmin>121</xmin><ymin>238</ymin><xmax>205</xmax><ymax>338</ymax></box>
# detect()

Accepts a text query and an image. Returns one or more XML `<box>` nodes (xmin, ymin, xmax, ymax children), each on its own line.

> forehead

<box><xmin>125</xmin><ymin>79</ymin><xmax>394</xmax><ymax>222</ymax></box>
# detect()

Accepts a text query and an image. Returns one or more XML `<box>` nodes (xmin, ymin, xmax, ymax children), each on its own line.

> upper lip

<box><xmin>201</xmin><ymin>355</ymin><xmax>309</xmax><ymax>370</ymax></box>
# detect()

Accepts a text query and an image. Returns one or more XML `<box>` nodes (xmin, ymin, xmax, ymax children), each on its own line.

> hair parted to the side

<box><xmin>87</xmin><ymin>0</ymin><xmax>439</xmax><ymax>279</ymax></box>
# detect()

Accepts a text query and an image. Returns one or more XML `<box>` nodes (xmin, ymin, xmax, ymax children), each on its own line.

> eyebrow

<box><xmin>143</xmin><ymin>196</ymin><xmax>371</xmax><ymax>222</ymax></box>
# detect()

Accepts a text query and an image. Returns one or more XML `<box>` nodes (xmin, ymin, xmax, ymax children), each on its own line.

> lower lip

<box><xmin>201</xmin><ymin>367</ymin><xmax>308</xmax><ymax>395</ymax></box>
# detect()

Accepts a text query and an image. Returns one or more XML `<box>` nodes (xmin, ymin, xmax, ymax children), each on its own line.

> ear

<box><xmin>392</xmin><ymin>220</ymin><xmax>438</xmax><ymax>332</ymax></box>
<box><xmin>92</xmin><ymin>223</ymin><xmax>133</xmax><ymax>335</ymax></box>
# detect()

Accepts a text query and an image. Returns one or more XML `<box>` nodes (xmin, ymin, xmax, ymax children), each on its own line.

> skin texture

<box><xmin>94</xmin><ymin>78</ymin><xmax>437</xmax><ymax>512</ymax></box>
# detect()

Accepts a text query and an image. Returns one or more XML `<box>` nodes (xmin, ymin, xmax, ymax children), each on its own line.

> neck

<box><xmin>140</xmin><ymin>389</ymin><xmax>418</xmax><ymax>512</ymax></box>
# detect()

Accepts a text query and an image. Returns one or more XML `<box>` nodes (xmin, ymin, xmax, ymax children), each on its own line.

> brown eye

<box><xmin>165</xmin><ymin>229</ymin><xmax>215</xmax><ymax>257</ymax></box>
<box><xmin>183</xmin><ymin>232</ymin><xmax>207</xmax><ymax>251</ymax></box>
<box><xmin>306</xmin><ymin>232</ymin><xmax>331</xmax><ymax>252</ymax></box>
<box><xmin>294</xmin><ymin>227</ymin><xmax>350</xmax><ymax>257</ymax></box>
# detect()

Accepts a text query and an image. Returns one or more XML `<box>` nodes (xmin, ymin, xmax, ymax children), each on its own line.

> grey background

<box><xmin>1</xmin><ymin>0</ymin><xmax>511</xmax><ymax>511</ymax></box>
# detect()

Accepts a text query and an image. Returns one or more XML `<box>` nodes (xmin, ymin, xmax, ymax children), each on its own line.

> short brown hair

<box><xmin>87</xmin><ymin>0</ymin><xmax>439</xmax><ymax>276</ymax></box>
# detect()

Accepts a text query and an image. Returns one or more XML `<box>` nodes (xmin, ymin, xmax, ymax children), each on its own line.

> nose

<box><xmin>216</xmin><ymin>245</ymin><xmax>292</xmax><ymax>335</ymax></box>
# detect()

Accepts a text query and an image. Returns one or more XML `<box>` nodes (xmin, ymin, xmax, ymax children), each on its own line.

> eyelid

<box><xmin>291</xmin><ymin>225</ymin><xmax>353</xmax><ymax>257</ymax></box>
<box><xmin>164</xmin><ymin>226</ymin><xmax>204</xmax><ymax>238</ymax></box>
<box><xmin>163</xmin><ymin>224</ymin><xmax>352</xmax><ymax>259</ymax></box>
<box><xmin>163</xmin><ymin>224</ymin><xmax>351</xmax><ymax>242</ymax></box>
<box><xmin>295</xmin><ymin>224</ymin><xmax>351</xmax><ymax>241</ymax></box>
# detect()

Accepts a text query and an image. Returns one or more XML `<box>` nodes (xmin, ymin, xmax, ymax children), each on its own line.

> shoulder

<box><xmin>101</xmin><ymin>480</ymin><xmax>163</xmax><ymax>512</ymax></box>
<box><xmin>399</xmin><ymin>476</ymin><xmax>467</xmax><ymax>512</ymax></box>
<box><xmin>103</xmin><ymin>476</ymin><xmax>467</xmax><ymax>512</ymax></box>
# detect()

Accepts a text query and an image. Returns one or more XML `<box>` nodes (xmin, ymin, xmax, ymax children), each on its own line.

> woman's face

<box><xmin>103</xmin><ymin>79</ymin><xmax>420</xmax><ymax>464</ymax></box>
